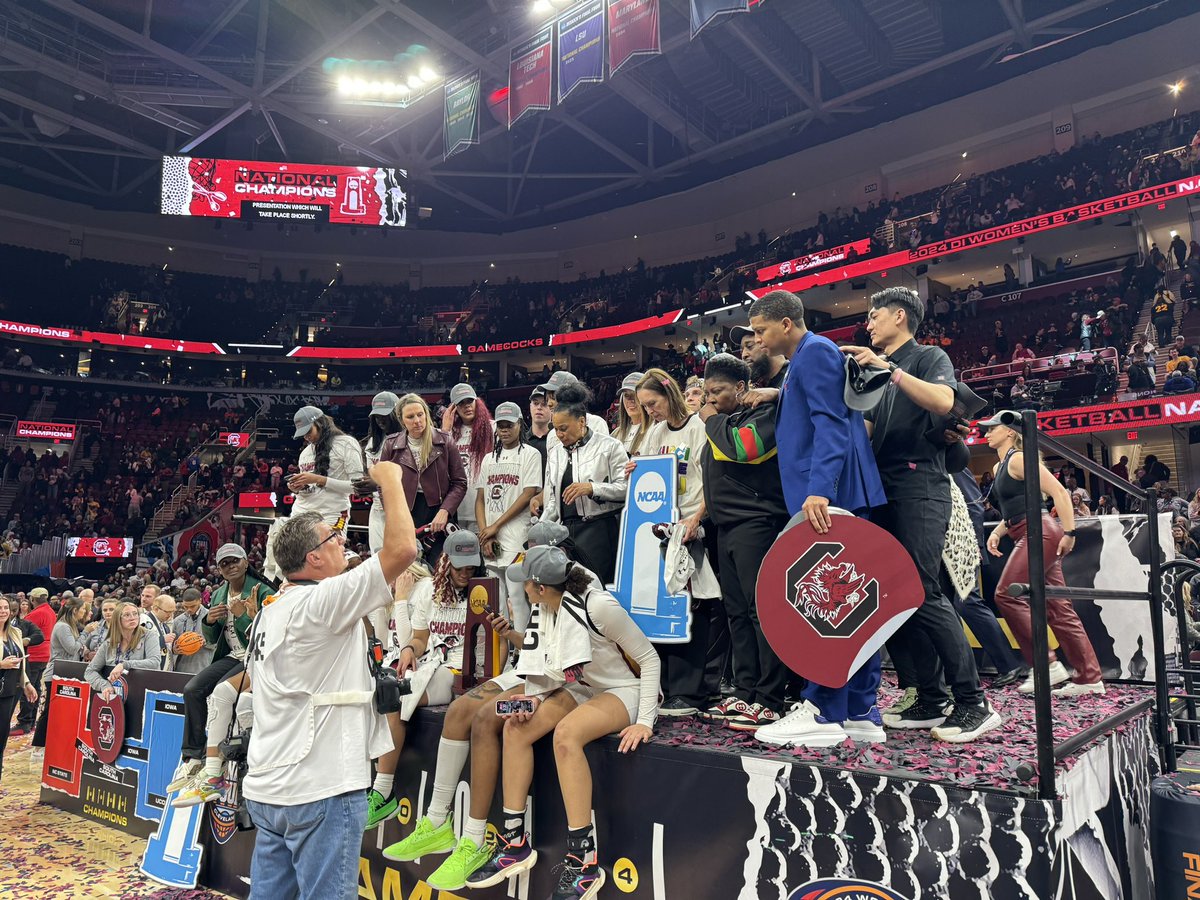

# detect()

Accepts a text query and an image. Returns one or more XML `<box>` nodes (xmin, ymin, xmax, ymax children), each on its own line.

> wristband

<box><xmin>890</xmin><ymin>366</ymin><xmax>904</xmax><ymax>385</ymax></box>
<box><xmin>1062</xmin><ymin>530</ymin><xmax>1077</xmax><ymax>537</ymax></box>
<box><xmin>401</xmin><ymin>644</ymin><xmax>417</xmax><ymax>656</ymax></box>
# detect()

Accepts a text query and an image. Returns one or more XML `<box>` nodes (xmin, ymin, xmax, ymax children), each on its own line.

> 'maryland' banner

<box><xmin>509</xmin><ymin>26</ymin><xmax>554</xmax><ymax>127</ymax></box>
<box><xmin>443</xmin><ymin>70</ymin><xmax>481</xmax><ymax>160</ymax></box>
<box><xmin>750</xmin><ymin>175</ymin><xmax>1200</xmax><ymax>299</ymax></box>
<box><xmin>160</xmin><ymin>157</ymin><xmax>408</xmax><ymax>227</ymax></box>
<box><xmin>557</xmin><ymin>0</ymin><xmax>605</xmax><ymax>103</ymax></box>
<box><xmin>757</xmin><ymin>237</ymin><xmax>873</xmax><ymax>282</ymax></box>
<box><xmin>17</xmin><ymin>420</ymin><xmax>76</xmax><ymax>441</ymax></box>
<box><xmin>608</xmin><ymin>0</ymin><xmax>661</xmax><ymax>74</ymax></box>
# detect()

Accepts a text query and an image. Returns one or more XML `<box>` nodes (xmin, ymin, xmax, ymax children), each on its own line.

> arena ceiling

<box><xmin>0</xmin><ymin>0</ymin><xmax>1182</xmax><ymax>232</ymax></box>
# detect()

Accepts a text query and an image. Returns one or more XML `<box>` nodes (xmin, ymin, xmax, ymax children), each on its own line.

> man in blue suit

<box><xmin>746</xmin><ymin>290</ymin><xmax>889</xmax><ymax>747</ymax></box>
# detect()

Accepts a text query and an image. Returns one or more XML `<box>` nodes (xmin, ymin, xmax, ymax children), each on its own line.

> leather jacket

<box><xmin>378</xmin><ymin>428</ymin><xmax>469</xmax><ymax>515</ymax></box>
<box><xmin>543</xmin><ymin>429</ymin><xmax>629</xmax><ymax>521</ymax></box>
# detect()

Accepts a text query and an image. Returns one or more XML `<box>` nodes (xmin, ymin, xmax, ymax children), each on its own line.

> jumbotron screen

<box><xmin>160</xmin><ymin>156</ymin><xmax>408</xmax><ymax>227</ymax></box>
<box><xmin>67</xmin><ymin>537</ymin><xmax>134</xmax><ymax>559</ymax></box>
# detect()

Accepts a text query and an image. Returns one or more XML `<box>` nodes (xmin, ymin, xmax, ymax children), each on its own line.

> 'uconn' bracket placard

<box><xmin>611</xmin><ymin>454</ymin><xmax>691</xmax><ymax>643</ymax></box>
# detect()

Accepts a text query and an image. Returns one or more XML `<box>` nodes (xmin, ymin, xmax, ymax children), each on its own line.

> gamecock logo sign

<box><xmin>787</xmin><ymin>545</ymin><xmax>879</xmax><ymax>638</ymax></box>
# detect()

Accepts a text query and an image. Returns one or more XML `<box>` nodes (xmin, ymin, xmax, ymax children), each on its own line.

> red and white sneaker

<box><xmin>727</xmin><ymin>703</ymin><xmax>781</xmax><ymax>732</ymax></box>
<box><xmin>702</xmin><ymin>696</ymin><xmax>752</xmax><ymax>722</ymax></box>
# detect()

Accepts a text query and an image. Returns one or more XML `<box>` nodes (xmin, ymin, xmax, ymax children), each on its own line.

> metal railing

<box><xmin>0</xmin><ymin>535</ymin><xmax>64</xmax><ymax>575</ymax></box>
<box><xmin>1007</xmin><ymin>408</ymin><xmax>1167</xmax><ymax>799</ymax></box>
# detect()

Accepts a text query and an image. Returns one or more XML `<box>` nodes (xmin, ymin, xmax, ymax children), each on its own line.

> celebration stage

<box><xmin>38</xmin><ymin>665</ymin><xmax>1157</xmax><ymax>900</ymax></box>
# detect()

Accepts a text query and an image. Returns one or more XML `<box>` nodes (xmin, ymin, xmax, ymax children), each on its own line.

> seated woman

<box><xmin>466</xmin><ymin>545</ymin><xmax>661</xmax><ymax>900</ymax></box>
<box><xmin>85</xmin><ymin>601</ymin><xmax>163</xmax><ymax>700</ymax></box>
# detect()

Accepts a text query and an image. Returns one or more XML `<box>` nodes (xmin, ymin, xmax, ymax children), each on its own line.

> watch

<box><xmin>1062</xmin><ymin>529</ymin><xmax>1077</xmax><ymax>537</ymax></box>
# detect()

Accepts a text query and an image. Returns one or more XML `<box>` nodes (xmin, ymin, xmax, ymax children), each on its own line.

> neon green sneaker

<box><xmin>427</xmin><ymin>836</ymin><xmax>495</xmax><ymax>890</ymax></box>
<box><xmin>365</xmin><ymin>789</ymin><xmax>399</xmax><ymax>830</ymax></box>
<box><xmin>381</xmin><ymin>815</ymin><xmax>456</xmax><ymax>862</ymax></box>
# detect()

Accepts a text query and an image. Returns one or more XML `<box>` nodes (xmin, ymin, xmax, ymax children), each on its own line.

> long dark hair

<box><xmin>311</xmin><ymin>415</ymin><xmax>346</xmax><ymax>477</ymax></box>
<box><xmin>365</xmin><ymin>411</ymin><xmax>403</xmax><ymax>454</ymax></box>
<box><xmin>450</xmin><ymin>399</ymin><xmax>494</xmax><ymax>478</ymax></box>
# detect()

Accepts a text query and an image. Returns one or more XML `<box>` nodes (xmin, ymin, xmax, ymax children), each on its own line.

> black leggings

<box><xmin>0</xmin><ymin>693</ymin><xmax>18</xmax><ymax>778</ymax></box>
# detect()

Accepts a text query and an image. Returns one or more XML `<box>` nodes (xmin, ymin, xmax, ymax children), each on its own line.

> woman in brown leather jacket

<box><xmin>375</xmin><ymin>393</ymin><xmax>468</xmax><ymax>565</ymax></box>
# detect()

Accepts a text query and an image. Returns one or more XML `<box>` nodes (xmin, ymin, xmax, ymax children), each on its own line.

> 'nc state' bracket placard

<box><xmin>611</xmin><ymin>454</ymin><xmax>691</xmax><ymax>643</ymax></box>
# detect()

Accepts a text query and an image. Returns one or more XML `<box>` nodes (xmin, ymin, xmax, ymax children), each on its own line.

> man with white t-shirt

<box><xmin>243</xmin><ymin>462</ymin><xmax>417</xmax><ymax>900</ymax></box>
<box><xmin>475</xmin><ymin>401</ymin><xmax>543</xmax><ymax>620</ymax></box>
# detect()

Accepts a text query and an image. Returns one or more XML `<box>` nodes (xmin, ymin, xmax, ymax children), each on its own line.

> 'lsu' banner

<box><xmin>509</xmin><ymin>26</ymin><xmax>554</xmax><ymax>127</ymax></box>
<box><xmin>557</xmin><ymin>0</ymin><xmax>605</xmax><ymax>103</ymax></box>
<box><xmin>444</xmin><ymin>70</ymin><xmax>480</xmax><ymax>160</ymax></box>
<box><xmin>690</xmin><ymin>0</ymin><xmax>748</xmax><ymax>38</ymax></box>
<box><xmin>611</xmin><ymin>455</ymin><xmax>692</xmax><ymax>643</ymax></box>
<box><xmin>608</xmin><ymin>0</ymin><xmax>660</xmax><ymax>75</ymax></box>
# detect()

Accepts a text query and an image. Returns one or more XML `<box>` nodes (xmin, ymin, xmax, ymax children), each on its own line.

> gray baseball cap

<box><xmin>978</xmin><ymin>409</ymin><xmax>1025</xmax><ymax>431</ymax></box>
<box><xmin>539</xmin><ymin>371</ymin><xmax>578</xmax><ymax>393</ymax></box>
<box><xmin>215</xmin><ymin>543</ymin><xmax>247</xmax><ymax>563</ymax></box>
<box><xmin>508</xmin><ymin>544</ymin><xmax>571</xmax><ymax>586</ymax></box>
<box><xmin>449</xmin><ymin>383</ymin><xmax>478</xmax><ymax>406</ymax></box>
<box><xmin>293</xmin><ymin>405</ymin><xmax>324</xmax><ymax>439</ymax></box>
<box><xmin>494</xmin><ymin>401</ymin><xmax>523</xmax><ymax>424</ymax></box>
<box><xmin>370</xmin><ymin>391</ymin><xmax>400</xmax><ymax>417</ymax></box>
<box><xmin>445</xmin><ymin>530</ymin><xmax>482</xmax><ymax>568</ymax></box>
<box><xmin>619</xmin><ymin>371</ymin><xmax>645</xmax><ymax>394</ymax></box>
<box><xmin>527</xmin><ymin>520</ymin><xmax>570</xmax><ymax>548</ymax></box>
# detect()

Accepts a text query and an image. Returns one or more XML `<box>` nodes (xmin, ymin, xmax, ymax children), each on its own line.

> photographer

<box><xmin>242</xmin><ymin>461</ymin><xmax>416</xmax><ymax>900</ymax></box>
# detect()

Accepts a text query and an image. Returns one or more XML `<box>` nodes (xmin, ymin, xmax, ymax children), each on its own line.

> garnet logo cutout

<box><xmin>789</xmin><ymin>878</ymin><xmax>912</xmax><ymax>900</ymax></box>
<box><xmin>787</xmin><ymin>542</ymin><xmax>879</xmax><ymax>638</ymax></box>
<box><xmin>88</xmin><ymin>692</ymin><xmax>126</xmax><ymax>765</ymax></box>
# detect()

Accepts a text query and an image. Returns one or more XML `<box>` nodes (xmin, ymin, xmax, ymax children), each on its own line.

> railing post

<box><xmin>1171</xmin><ymin>563</ymin><xmax>1199</xmax><ymax>750</ymax></box>
<box><xmin>1021</xmin><ymin>409</ymin><xmax>1057</xmax><ymax>800</ymax></box>
<box><xmin>1145</xmin><ymin>489</ymin><xmax>1174</xmax><ymax>771</ymax></box>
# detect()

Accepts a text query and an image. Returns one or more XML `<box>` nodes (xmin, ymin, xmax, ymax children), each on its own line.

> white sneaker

<box><xmin>166</xmin><ymin>759</ymin><xmax>203</xmax><ymax>794</ymax></box>
<box><xmin>842</xmin><ymin>706</ymin><xmax>887</xmax><ymax>744</ymax></box>
<box><xmin>753</xmin><ymin>701</ymin><xmax>848</xmax><ymax>748</ymax></box>
<box><xmin>1017</xmin><ymin>661</ymin><xmax>1069</xmax><ymax>694</ymax></box>
<box><xmin>1052</xmin><ymin>681</ymin><xmax>1105</xmax><ymax>698</ymax></box>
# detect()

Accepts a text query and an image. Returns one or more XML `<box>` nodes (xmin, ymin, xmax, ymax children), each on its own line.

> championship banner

<box><xmin>443</xmin><ymin>70</ymin><xmax>481</xmax><ymax>160</ymax></box>
<box><xmin>17</xmin><ymin>420</ymin><xmax>76</xmax><ymax>441</ymax></box>
<box><xmin>160</xmin><ymin>156</ymin><xmax>409</xmax><ymax>227</ymax></box>
<box><xmin>509</xmin><ymin>26</ymin><xmax>554</xmax><ymax>128</ymax></box>
<box><xmin>756</xmin><ymin>510</ymin><xmax>922</xmax><ymax>688</ymax></box>
<box><xmin>757</xmin><ymin>237</ymin><xmax>873</xmax><ymax>282</ymax></box>
<box><xmin>67</xmin><ymin>537</ymin><xmax>134</xmax><ymax>559</ymax></box>
<box><xmin>689</xmin><ymin>0</ymin><xmax>748</xmax><ymax>38</ymax></box>
<box><xmin>611</xmin><ymin>454</ymin><xmax>692</xmax><ymax>643</ymax></box>
<box><xmin>557</xmin><ymin>0</ymin><xmax>605</xmax><ymax>103</ymax></box>
<box><xmin>608</xmin><ymin>0</ymin><xmax>660</xmax><ymax>75</ymax></box>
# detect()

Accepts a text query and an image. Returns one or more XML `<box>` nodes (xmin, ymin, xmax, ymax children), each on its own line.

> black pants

<box><xmin>18</xmin><ymin>662</ymin><xmax>44</xmax><ymax>729</ymax></box>
<box><xmin>32</xmin><ymin>678</ymin><xmax>51</xmax><ymax>747</ymax></box>
<box><xmin>718</xmin><ymin>517</ymin><xmax>790</xmax><ymax>711</ymax></box>
<box><xmin>182</xmin><ymin>656</ymin><xmax>244</xmax><ymax>761</ymax></box>
<box><xmin>0</xmin><ymin>693</ymin><xmax>17</xmax><ymax>778</ymax></box>
<box><xmin>1155</xmin><ymin>315</ymin><xmax>1175</xmax><ymax>346</ymax></box>
<box><xmin>660</xmin><ymin>596</ymin><xmax>716</xmax><ymax>708</ymax></box>
<box><xmin>875</xmin><ymin>500</ymin><xmax>983</xmax><ymax>708</ymax></box>
<box><xmin>564</xmin><ymin>515</ymin><xmax>619</xmax><ymax>586</ymax></box>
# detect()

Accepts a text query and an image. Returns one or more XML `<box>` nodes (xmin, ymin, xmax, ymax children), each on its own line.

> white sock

<box><xmin>203</xmin><ymin>755</ymin><xmax>222</xmax><ymax>778</ymax></box>
<box><xmin>205</xmin><ymin>681</ymin><xmax>238</xmax><ymax>754</ymax></box>
<box><xmin>463</xmin><ymin>816</ymin><xmax>488</xmax><ymax>847</ymax></box>
<box><xmin>373</xmin><ymin>773</ymin><xmax>395</xmax><ymax>797</ymax></box>
<box><xmin>426</xmin><ymin>737</ymin><xmax>470</xmax><ymax>826</ymax></box>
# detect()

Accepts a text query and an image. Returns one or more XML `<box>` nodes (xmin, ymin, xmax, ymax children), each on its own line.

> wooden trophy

<box><xmin>455</xmin><ymin>576</ymin><xmax>506</xmax><ymax>693</ymax></box>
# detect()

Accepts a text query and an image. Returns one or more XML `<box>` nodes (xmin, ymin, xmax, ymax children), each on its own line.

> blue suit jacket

<box><xmin>776</xmin><ymin>331</ymin><xmax>886</xmax><ymax>517</ymax></box>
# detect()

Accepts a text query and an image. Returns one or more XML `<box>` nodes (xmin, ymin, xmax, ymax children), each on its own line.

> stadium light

<box><xmin>1171</xmin><ymin>81</ymin><xmax>1184</xmax><ymax>95</ymax></box>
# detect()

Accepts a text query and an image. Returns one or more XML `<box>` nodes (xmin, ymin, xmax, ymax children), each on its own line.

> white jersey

<box><xmin>243</xmin><ymin>556</ymin><xmax>394</xmax><ymax>806</ymax></box>
<box><xmin>453</xmin><ymin>422</ymin><xmax>495</xmax><ymax>525</ymax></box>
<box><xmin>639</xmin><ymin>415</ymin><xmax>707</xmax><ymax>519</ymax></box>
<box><xmin>546</xmin><ymin>413</ymin><xmax>609</xmax><ymax>454</ymax></box>
<box><xmin>616</xmin><ymin>422</ymin><xmax>641</xmax><ymax>455</ymax></box>
<box><xmin>294</xmin><ymin>434</ymin><xmax>364</xmax><ymax>522</ymax></box>
<box><xmin>477</xmin><ymin>444</ymin><xmax>543</xmax><ymax>565</ymax></box>
<box><xmin>409</xmin><ymin>578</ymin><xmax>469</xmax><ymax>671</ymax></box>
<box><xmin>364</xmin><ymin>437</ymin><xmax>386</xmax><ymax>554</ymax></box>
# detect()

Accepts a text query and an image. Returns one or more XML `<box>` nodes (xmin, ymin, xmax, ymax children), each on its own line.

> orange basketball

<box><xmin>174</xmin><ymin>631</ymin><xmax>206</xmax><ymax>656</ymax></box>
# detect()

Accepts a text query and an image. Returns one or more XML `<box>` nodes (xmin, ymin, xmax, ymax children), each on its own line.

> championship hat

<box><xmin>445</xmin><ymin>531</ymin><xmax>482</xmax><ymax>568</ymax></box>
<box><xmin>619</xmin><ymin>372</ymin><xmax>645</xmax><ymax>395</ymax></box>
<box><xmin>509</xmin><ymin>544</ymin><xmax>570</xmax><ymax>586</ymax></box>
<box><xmin>494</xmin><ymin>401</ymin><xmax>523</xmax><ymax>424</ymax></box>
<box><xmin>756</xmin><ymin>509</ymin><xmax>923</xmax><ymax>688</ymax></box>
<box><xmin>293</xmin><ymin>405</ymin><xmax>323</xmax><ymax>439</ymax></box>
<box><xmin>215</xmin><ymin>543</ymin><xmax>246</xmax><ymax>563</ymax></box>
<box><xmin>449</xmin><ymin>383</ymin><xmax>478</xmax><ymax>406</ymax></box>
<box><xmin>539</xmin><ymin>371</ymin><xmax>578</xmax><ymax>393</ymax></box>
<box><xmin>370</xmin><ymin>391</ymin><xmax>400</xmax><ymax>417</ymax></box>
<box><xmin>978</xmin><ymin>409</ymin><xmax>1025</xmax><ymax>430</ymax></box>
<box><xmin>527</xmin><ymin>520</ymin><xmax>570</xmax><ymax>547</ymax></box>
<box><xmin>843</xmin><ymin>356</ymin><xmax>891</xmax><ymax>413</ymax></box>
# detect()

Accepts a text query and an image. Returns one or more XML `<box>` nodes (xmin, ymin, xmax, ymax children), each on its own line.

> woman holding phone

<box><xmin>0</xmin><ymin>595</ymin><xmax>39</xmax><ymax>781</ymax></box>
<box><xmin>84</xmin><ymin>601</ymin><xmax>162</xmax><ymax>701</ymax></box>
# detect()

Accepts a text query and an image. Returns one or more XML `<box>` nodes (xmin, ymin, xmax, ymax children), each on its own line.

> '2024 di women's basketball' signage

<box><xmin>963</xmin><ymin>393</ymin><xmax>1200</xmax><ymax>442</ymax></box>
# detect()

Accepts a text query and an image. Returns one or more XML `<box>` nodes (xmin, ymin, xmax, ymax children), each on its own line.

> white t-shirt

<box><xmin>639</xmin><ymin>415</ymin><xmax>707</xmax><ymax>519</ymax></box>
<box><xmin>453</xmin><ymin>422</ymin><xmax>495</xmax><ymax>524</ymax></box>
<box><xmin>409</xmin><ymin>578</ymin><xmax>468</xmax><ymax>670</ymax></box>
<box><xmin>476</xmin><ymin>444</ymin><xmax>543</xmax><ymax>566</ymax></box>
<box><xmin>293</xmin><ymin>434</ymin><xmax>364</xmax><ymax>522</ymax></box>
<box><xmin>546</xmin><ymin>413</ymin><xmax>609</xmax><ymax>453</ymax></box>
<box><xmin>243</xmin><ymin>556</ymin><xmax>394</xmax><ymax>806</ymax></box>
<box><xmin>616</xmin><ymin>422</ymin><xmax>641</xmax><ymax>455</ymax></box>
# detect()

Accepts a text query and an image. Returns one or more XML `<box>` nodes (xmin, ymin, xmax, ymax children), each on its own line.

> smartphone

<box><xmin>495</xmin><ymin>699</ymin><xmax>512</xmax><ymax>716</ymax></box>
<box><xmin>495</xmin><ymin>697</ymin><xmax>536</xmax><ymax>716</ymax></box>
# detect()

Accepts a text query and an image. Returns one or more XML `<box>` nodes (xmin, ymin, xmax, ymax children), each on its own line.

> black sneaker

<box><xmin>931</xmin><ymin>701</ymin><xmax>1002</xmax><ymax>743</ymax></box>
<box><xmin>991</xmin><ymin>666</ymin><xmax>1029</xmax><ymax>689</ymax></box>
<box><xmin>657</xmin><ymin>697</ymin><xmax>699</xmax><ymax>717</ymax></box>
<box><xmin>882</xmin><ymin>699</ymin><xmax>952</xmax><ymax>728</ymax></box>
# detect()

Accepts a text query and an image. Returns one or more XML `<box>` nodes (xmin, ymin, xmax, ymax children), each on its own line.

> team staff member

<box><xmin>376</xmin><ymin>393</ymin><xmax>468</xmax><ymax>565</ymax></box>
<box><xmin>85</xmin><ymin>601</ymin><xmax>162</xmax><ymax>700</ymax></box>
<box><xmin>475</xmin><ymin>401</ymin><xmax>543</xmax><ymax>619</ymax></box>
<box><xmin>698</xmin><ymin>354</ymin><xmax>789</xmax><ymax>731</ymax></box>
<box><xmin>166</xmin><ymin>543</ymin><xmax>269</xmax><ymax>795</ymax></box>
<box><xmin>845</xmin><ymin>286</ymin><xmax>999</xmax><ymax>743</ymax></box>
<box><xmin>363</xmin><ymin>391</ymin><xmax>404</xmax><ymax>554</ymax></box>
<box><xmin>151</xmin><ymin>594</ymin><xmax>177</xmax><ymax>669</ymax></box>
<box><xmin>540</xmin><ymin>371</ymin><xmax>610</xmax><ymax>453</ymax></box>
<box><xmin>527</xmin><ymin>386</ymin><xmax>552</xmax><ymax>465</ymax></box>
<box><xmin>443</xmin><ymin>383</ymin><xmax>495</xmax><ymax>534</ymax></box>
<box><xmin>532</xmin><ymin>383</ymin><xmax>628</xmax><ymax>584</ymax></box>
<box><xmin>612</xmin><ymin>372</ymin><xmax>647</xmax><ymax>455</ymax></box>
<box><xmin>731</xmin><ymin>323</ymin><xmax>787</xmax><ymax>389</ymax></box>
<box><xmin>981</xmin><ymin>410</ymin><xmax>1104</xmax><ymax>697</ymax></box>
<box><xmin>746</xmin><ymin>292</ymin><xmax>887</xmax><ymax>747</ymax></box>
<box><xmin>172</xmin><ymin>588</ymin><xmax>213</xmax><ymax>675</ymax></box>
<box><xmin>0</xmin><ymin>596</ymin><xmax>39</xmax><ymax>782</ymax></box>
<box><xmin>243</xmin><ymin>461</ymin><xmax>417</xmax><ymax>900</ymax></box>
<box><xmin>264</xmin><ymin>406</ymin><xmax>364</xmax><ymax>581</ymax></box>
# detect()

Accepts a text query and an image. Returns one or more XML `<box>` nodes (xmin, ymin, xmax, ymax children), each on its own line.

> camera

<box><xmin>373</xmin><ymin>665</ymin><xmax>412</xmax><ymax>715</ymax></box>
<box><xmin>219</xmin><ymin>729</ymin><xmax>251</xmax><ymax>762</ymax></box>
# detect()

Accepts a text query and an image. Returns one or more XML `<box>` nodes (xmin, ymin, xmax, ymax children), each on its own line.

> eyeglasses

<box><xmin>307</xmin><ymin>526</ymin><xmax>345</xmax><ymax>555</ymax></box>
<box><xmin>217</xmin><ymin>558</ymin><xmax>244</xmax><ymax>569</ymax></box>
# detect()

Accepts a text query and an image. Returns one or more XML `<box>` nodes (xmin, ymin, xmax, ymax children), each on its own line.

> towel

<box><xmin>943</xmin><ymin>476</ymin><xmax>981</xmax><ymax>601</ymax></box>
<box><xmin>518</xmin><ymin>592</ymin><xmax>593</xmax><ymax>697</ymax></box>
<box><xmin>663</xmin><ymin>522</ymin><xmax>721</xmax><ymax>599</ymax></box>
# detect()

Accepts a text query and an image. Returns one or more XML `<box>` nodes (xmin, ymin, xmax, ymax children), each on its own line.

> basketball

<box><xmin>173</xmin><ymin>631</ymin><xmax>205</xmax><ymax>656</ymax></box>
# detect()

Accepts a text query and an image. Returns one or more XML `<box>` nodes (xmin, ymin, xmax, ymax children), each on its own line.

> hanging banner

<box><xmin>509</xmin><ymin>26</ymin><xmax>554</xmax><ymax>128</ymax></box>
<box><xmin>557</xmin><ymin>0</ymin><xmax>605</xmax><ymax>103</ymax></box>
<box><xmin>690</xmin><ymin>0</ymin><xmax>748</xmax><ymax>38</ymax></box>
<box><xmin>608</xmin><ymin>0</ymin><xmax>660</xmax><ymax>75</ymax></box>
<box><xmin>443</xmin><ymin>70</ymin><xmax>481</xmax><ymax>160</ymax></box>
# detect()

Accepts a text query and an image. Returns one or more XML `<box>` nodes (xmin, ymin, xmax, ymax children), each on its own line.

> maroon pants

<box><xmin>993</xmin><ymin>514</ymin><xmax>1102</xmax><ymax>684</ymax></box>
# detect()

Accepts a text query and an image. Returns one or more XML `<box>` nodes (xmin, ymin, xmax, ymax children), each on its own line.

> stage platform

<box><xmin>37</xmin><ymin>665</ymin><xmax>1158</xmax><ymax>900</ymax></box>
